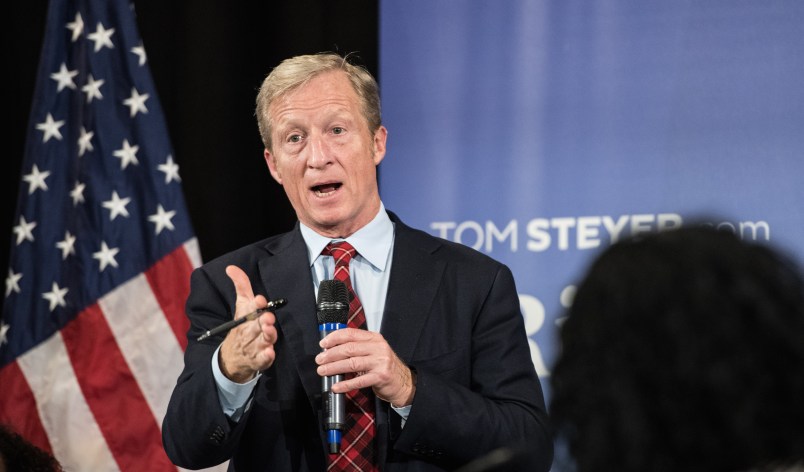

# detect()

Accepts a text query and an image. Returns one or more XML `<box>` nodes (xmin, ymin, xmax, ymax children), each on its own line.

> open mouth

<box><xmin>312</xmin><ymin>182</ymin><xmax>342</xmax><ymax>196</ymax></box>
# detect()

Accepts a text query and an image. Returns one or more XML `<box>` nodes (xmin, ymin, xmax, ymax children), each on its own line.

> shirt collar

<box><xmin>300</xmin><ymin>202</ymin><xmax>394</xmax><ymax>271</ymax></box>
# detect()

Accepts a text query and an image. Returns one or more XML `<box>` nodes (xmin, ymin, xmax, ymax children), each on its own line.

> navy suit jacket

<box><xmin>162</xmin><ymin>212</ymin><xmax>552</xmax><ymax>471</ymax></box>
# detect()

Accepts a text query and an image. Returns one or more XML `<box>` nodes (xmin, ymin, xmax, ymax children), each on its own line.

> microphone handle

<box><xmin>319</xmin><ymin>323</ymin><xmax>347</xmax><ymax>453</ymax></box>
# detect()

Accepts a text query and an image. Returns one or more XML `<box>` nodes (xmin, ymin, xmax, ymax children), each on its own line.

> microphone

<box><xmin>317</xmin><ymin>279</ymin><xmax>349</xmax><ymax>454</ymax></box>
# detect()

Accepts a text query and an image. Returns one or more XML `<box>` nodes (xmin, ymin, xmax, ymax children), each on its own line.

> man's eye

<box><xmin>288</xmin><ymin>134</ymin><xmax>302</xmax><ymax>143</ymax></box>
<box><xmin>332</xmin><ymin>127</ymin><xmax>344</xmax><ymax>135</ymax></box>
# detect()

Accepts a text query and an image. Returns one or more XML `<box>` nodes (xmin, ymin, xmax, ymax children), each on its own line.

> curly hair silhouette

<box><xmin>550</xmin><ymin>225</ymin><xmax>804</xmax><ymax>472</ymax></box>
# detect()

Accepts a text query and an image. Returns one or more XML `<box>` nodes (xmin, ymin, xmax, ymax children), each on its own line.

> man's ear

<box><xmin>372</xmin><ymin>126</ymin><xmax>388</xmax><ymax>166</ymax></box>
<box><xmin>265</xmin><ymin>148</ymin><xmax>282</xmax><ymax>184</ymax></box>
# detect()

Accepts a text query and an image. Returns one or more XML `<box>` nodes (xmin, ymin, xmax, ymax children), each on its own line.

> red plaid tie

<box><xmin>322</xmin><ymin>241</ymin><xmax>377</xmax><ymax>471</ymax></box>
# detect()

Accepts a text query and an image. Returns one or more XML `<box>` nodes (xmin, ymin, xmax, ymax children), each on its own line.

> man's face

<box><xmin>265</xmin><ymin>70</ymin><xmax>387</xmax><ymax>238</ymax></box>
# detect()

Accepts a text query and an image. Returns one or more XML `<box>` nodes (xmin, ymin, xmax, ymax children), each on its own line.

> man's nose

<box><xmin>307</xmin><ymin>135</ymin><xmax>332</xmax><ymax>168</ymax></box>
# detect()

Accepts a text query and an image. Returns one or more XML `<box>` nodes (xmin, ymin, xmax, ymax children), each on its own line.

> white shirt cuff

<box><xmin>391</xmin><ymin>404</ymin><xmax>412</xmax><ymax>427</ymax></box>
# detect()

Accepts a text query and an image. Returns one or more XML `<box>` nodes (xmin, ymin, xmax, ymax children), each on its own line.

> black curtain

<box><xmin>3</xmin><ymin>1</ymin><xmax>378</xmax><ymax>293</ymax></box>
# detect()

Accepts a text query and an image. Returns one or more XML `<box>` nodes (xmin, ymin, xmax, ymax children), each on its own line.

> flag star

<box><xmin>131</xmin><ymin>43</ymin><xmax>147</xmax><ymax>66</ymax></box>
<box><xmin>123</xmin><ymin>87</ymin><xmax>149</xmax><ymax>117</ymax></box>
<box><xmin>42</xmin><ymin>281</ymin><xmax>69</xmax><ymax>312</ymax></box>
<box><xmin>0</xmin><ymin>321</ymin><xmax>9</xmax><ymax>346</ymax></box>
<box><xmin>5</xmin><ymin>269</ymin><xmax>22</xmax><ymax>297</ymax></box>
<box><xmin>148</xmin><ymin>205</ymin><xmax>177</xmax><ymax>235</ymax></box>
<box><xmin>82</xmin><ymin>74</ymin><xmax>105</xmax><ymax>103</ymax></box>
<box><xmin>158</xmin><ymin>155</ymin><xmax>182</xmax><ymax>183</ymax></box>
<box><xmin>50</xmin><ymin>63</ymin><xmax>78</xmax><ymax>92</ymax></box>
<box><xmin>93</xmin><ymin>241</ymin><xmax>120</xmax><ymax>272</ymax></box>
<box><xmin>66</xmin><ymin>12</ymin><xmax>84</xmax><ymax>41</ymax></box>
<box><xmin>56</xmin><ymin>231</ymin><xmax>77</xmax><ymax>260</ymax></box>
<box><xmin>78</xmin><ymin>127</ymin><xmax>95</xmax><ymax>156</ymax></box>
<box><xmin>22</xmin><ymin>164</ymin><xmax>51</xmax><ymax>195</ymax></box>
<box><xmin>87</xmin><ymin>22</ymin><xmax>115</xmax><ymax>52</ymax></box>
<box><xmin>36</xmin><ymin>113</ymin><xmax>65</xmax><ymax>142</ymax></box>
<box><xmin>113</xmin><ymin>139</ymin><xmax>140</xmax><ymax>169</ymax></box>
<box><xmin>102</xmin><ymin>191</ymin><xmax>131</xmax><ymax>220</ymax></box>
<box><xmin>70</xmin><ymin>181</ymin><xmax>86</xmax><ymax>206</ymax></box>
<box><xmin>13</xmin><ymin>216</ymin><xmax>37</xmax><ymax>245</ymax></box>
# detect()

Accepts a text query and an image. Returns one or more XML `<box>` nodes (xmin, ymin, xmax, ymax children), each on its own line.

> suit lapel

<box><xmin>380</xmin><ymin>220</ymin><xmax>445</xmax><ymax>363</ymax></box>
<box><xmin>256</xmin><ymin>228</ymin><xmax>322</xmax><ymax>403</ymax></box>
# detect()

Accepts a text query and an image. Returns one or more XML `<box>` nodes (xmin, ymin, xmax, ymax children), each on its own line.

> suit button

<box><xmin>209</xmin><ymin>426</ymin><xmax>225</xmax><ymax>444</ymax></box>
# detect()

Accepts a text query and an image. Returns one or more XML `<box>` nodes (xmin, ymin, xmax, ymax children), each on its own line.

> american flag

<box><xmin>0</xmin><ymin>0</ymin><xmax>217</xmax><ymax>470</ymax></box>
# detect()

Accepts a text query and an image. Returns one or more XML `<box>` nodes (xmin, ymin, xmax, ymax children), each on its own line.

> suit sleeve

<box><xmin>391</xmin><ymin>263</ymin><xmax>553</xmax><ymax>470</ymax></box>
<box><xmin>161</xmin><ymin>263</ymin><xmax>253</xmax><ymax>469</ymax></box>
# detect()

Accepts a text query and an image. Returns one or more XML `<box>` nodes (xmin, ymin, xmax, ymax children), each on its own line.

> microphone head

<box><xmin>316</xmin><ymin>279</ymin><xmax>349</xmax><ymax>324</ymax></box>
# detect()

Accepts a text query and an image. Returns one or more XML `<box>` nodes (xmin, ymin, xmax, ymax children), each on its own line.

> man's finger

<box><xmin>225</xmin><ymin>265</ymin><xmax>255</xmax><ymax>300</ymax></box>
<box><xmin>319</xmin><ymin>327</ymin><xmax>374</xmax><ymax>349</ymax></box>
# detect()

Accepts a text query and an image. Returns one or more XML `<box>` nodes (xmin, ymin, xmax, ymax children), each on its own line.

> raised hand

<box><xmin>218</xmin><ymin>265</ymin><xmax>278</xmax><ymax>383</ymax></box>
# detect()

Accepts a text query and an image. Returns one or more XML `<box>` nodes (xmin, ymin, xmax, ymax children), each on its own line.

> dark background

<box><xmin>4</xmin><ymin>2</ymin><xmax>379</xmax><ymax>300</ymax></box>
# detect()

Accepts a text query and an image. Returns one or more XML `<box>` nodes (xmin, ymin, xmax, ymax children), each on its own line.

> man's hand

<box><xmin>218</xmin><ymin>265</ymin><xmax>278</xmax><ymax>383</ymax></box>
<box><xmin>315</xmin><ymin>329</ymin><xmax>416</xmax><ymax>407</ymax></box>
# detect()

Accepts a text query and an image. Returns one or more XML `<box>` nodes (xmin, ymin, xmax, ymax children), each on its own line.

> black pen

<box><xmin>197</xmin><ymin>298</ymin><xmax>287</xmax><ymax>341</ymax></box>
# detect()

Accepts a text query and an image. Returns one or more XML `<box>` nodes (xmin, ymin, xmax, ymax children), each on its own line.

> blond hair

<box><xmin>255</xmin><ymin>52</ymin><xmax>381</xmax><ymax>150</ymax></box>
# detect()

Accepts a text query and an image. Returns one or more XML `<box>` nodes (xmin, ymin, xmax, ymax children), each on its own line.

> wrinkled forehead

<box><xmin>269</xmin><ymin>71</ymin><xmax>366</xmax><ymax>128</ymax></box>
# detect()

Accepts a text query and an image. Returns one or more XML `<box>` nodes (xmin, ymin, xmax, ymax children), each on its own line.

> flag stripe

<box><xmin>17</xmin><ymin>332</ymin><xmax>118</xmax><ymax>471</ymax></box>
<box><xmin>0</xmin><ymin>361</ymin><xmax>53</xmax><ymax>454</ymax></box>
<box><xmin>183</xmin><ymin>238</ymin><xmax>203</xmax><ymax>269</ymax></box>
<box><xmin>2</xmin><ymin>0</ymin><xmax>203</xmax><ymax>468</ymax></box>
<box><xmin>144</xmin><ymin>243</ymin><xmax>197</xmax><ymax>350</ymax></box>
<box><xmin>98</xmin><ymin>271</ymin><xmax>185</xmax><ymax>426</ymax></box>
<box><xmin>62</xmin><ymin>302</ymin><xmax>175</xmax><ymax>471</ymax></box>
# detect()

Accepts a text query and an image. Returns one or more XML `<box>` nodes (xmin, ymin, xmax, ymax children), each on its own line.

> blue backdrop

<box><xmin>378</xmin><ymin>1</ymin><xmax>804</xmax><ymax>394</ymax></box>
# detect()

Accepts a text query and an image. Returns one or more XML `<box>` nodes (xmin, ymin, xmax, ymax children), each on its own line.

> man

<box><xmin>162</xmin><ymin>52</ymin><xmax>552</xmax><ymax>471</ymax></box>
